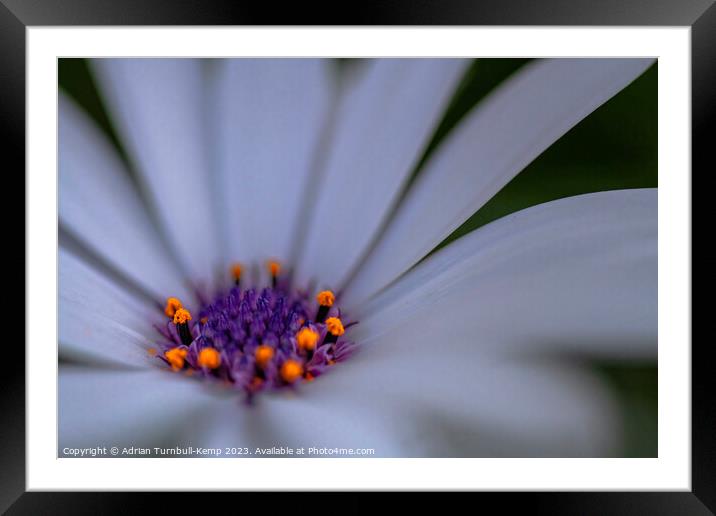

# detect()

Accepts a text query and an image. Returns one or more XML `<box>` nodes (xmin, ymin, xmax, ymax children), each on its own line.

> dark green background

<box><xmin>59</xmin><ymin>58</ymin><xmax>657</xmax><ymax>457</ymax></box>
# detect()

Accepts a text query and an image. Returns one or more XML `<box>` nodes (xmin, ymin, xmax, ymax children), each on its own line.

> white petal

<box><xmin>59</xmin><ymin>94</ymin><xmax>187</xmax><ymax>300</ymax></box>
<box><xmin>344</xmin><ymin>58</ymin><xmax>655</xmax><ymax>304</ymax></box>
<box><xmin>59</xmin><ymin>366</ymin><xmax>224</xmax><ymax>451</ymax></box>
<box><xmin>91</xmin><ymin>59</ymin><xmax>220</xmax><ymax>286</ymax></box>
<box><xmin>213</xmin><ymin>59</ymin><xmax>334</xmax><ymax>271</ymax></box>
<box><xmin>231</xmin><ymin>389</ymin><xmax>413</xmax><ymax>457</ymax></box>
<box><xmin>294</xmin><ymin>59</ymin><xmax>468</xmax><ymax>289</ymax></box>
<box><xmin>262</xmin><ymin>350</ymin><xmax>620</xmax><ymax>456</ymax></box>
<box><xmin>355</xmin><ymin>189</ymin><xmax>657</xmax><ymax>361</ymax></box>
<box><xmin>59</xmin><ymin>248</ymin><xmax>160</xmax><ymax>368</ymax></box>
<box><xmin>177</xmin><ymin>390</ymin><xmax>407</xmax><ymax>457</ymax></box>
<box><xmin>178</xmin><ymin>402</ymin><xmax>260</xmax><ymax>455</ymax></box>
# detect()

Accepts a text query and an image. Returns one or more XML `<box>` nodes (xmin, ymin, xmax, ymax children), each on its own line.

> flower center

<box><xmin>152</xmin><ymin>261</ymin><xmax>357</xmax><ymax>401</ymax></box>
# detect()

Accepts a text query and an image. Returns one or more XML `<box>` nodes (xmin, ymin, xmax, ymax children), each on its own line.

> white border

<box><xmin>27</xmin><ymin>27</ymin><xmax>691</xmax><ymax>490</ymax></box>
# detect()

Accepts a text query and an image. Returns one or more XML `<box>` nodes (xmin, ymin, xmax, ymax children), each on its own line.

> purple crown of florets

<box><xmin>155</xmin><ymin>275</ymin><xmax>358</xmax><ymax>402</ymax></box>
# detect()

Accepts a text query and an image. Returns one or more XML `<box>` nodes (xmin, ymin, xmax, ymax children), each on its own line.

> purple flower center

<box><xmin>153</xmin><ymin>265</ymin><xmax>358</xmax><ymax>402</ymax></box>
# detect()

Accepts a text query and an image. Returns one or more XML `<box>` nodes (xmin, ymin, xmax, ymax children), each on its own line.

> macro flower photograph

<box><xmin>58</xmin><ymin>57</ymin><xmax>657</xmax><ymax>458</ymax></box>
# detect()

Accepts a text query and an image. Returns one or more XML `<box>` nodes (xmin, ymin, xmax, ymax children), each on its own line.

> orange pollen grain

<box><xmin>164</xmin><ymin>297</ymin><xmax>183</xmax><ymax>317</ymax></box>
<box><xmin>325</xmin><ymin>317</ymin><xmax>345</xmax><ymax>336</ymax></box>
<box><xmin>254</xmin><ymin>345</ymin><xmax>275</xmax><ymax>368</ymax></box>
<box><xmin>200</xmin><ymin>316</ymin><xmax>208</xmax><ymax>324</ymax></box>
<box><xmin>198</xmin><ymin>347</ymin><xmax>221</xmax><ymax>369</ymax></box>
<box><xmin>296</xmin><ymin>327</ymin><xmax>319</xmax><ymax>352</ymax></box>
<box><xmin>147</xmin><ymin>347</ymin><xmax>157</xmax><ymax>357</ymax></box>
<box><xmin>280</xmin><ymin>360</ymin><xmax>303</xmax><ymax>383</ymax></box>
<box><xmin>304</xmin><ymin>372</ymin><xmax>315</xmax><ymax>382</ymax></box>
<box><xmin>173</xmin><ymin>308</ymin><xmax>192</xmax><ymax>325</ymax></box>
<box><xmin>231</xmin><ymin>263</ymin><xmax>243</xmax><ymax>279</ymax></box>
<box><xmin>165</xmin><ymin>347</ymin><xmax>188</xmax><ymax>371</ymax></box>
<box><xmin>316</xmin><ymin>290</ymin><xmax>335</xmax><ymax>307</ymax></box>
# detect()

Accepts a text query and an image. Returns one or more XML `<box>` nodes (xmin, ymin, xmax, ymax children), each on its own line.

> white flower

<box><xmin>59</xmin><ymin>58</ymin><xmax>656</xmax><ymax>457</ymax></box>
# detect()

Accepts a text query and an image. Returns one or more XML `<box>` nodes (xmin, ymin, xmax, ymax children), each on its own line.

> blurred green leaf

<box><xmin>596</xmin><ymin>363</ymin><xmax>658</xmax><ymax>457</ymax></box>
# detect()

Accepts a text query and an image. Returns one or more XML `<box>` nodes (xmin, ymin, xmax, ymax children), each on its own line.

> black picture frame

<box><xmin>4</xmin><ymin>0</ymin><xmax>711</xmax><ymax>513</ymax></box>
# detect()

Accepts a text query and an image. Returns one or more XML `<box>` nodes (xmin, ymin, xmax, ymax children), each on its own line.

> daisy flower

<box><xmin>59</xmin><ymin>58</ymin><xmax>656</xmax><ymax>457</ymax></box>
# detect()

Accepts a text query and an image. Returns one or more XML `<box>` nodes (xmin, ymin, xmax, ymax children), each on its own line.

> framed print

<box><xmin>6</xmin><ymin>0</ymin><xmax>712</xmax><ymax>512</ymax></box>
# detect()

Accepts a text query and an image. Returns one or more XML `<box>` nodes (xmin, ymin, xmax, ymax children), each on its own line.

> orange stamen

<box><xmin>325</xmin><ymin>317</ymin><xmax>345</xmax><ymax>337</ymax></box>
<box><xmin>280</xmin><ymin>359</ymin><xmax>303</xmax><ymax>383</ymax></box>
<box><xmin>173</xmin><ymin>308</ymin><xmax>192</xmax><ymax>325</ymax></box>
<box><xmin>267</xmin><ymin>260</ymin><xmax>281</xmax><ymax>277</ymax></box>
<box><xmin>316</xmin><ymin>290</ymin><xmax>335</xmax><ymax>307</ymax></box>
<box><xmin>255</xmin><ymin>345</ymin><xmax>275</xmax><ymax>368</ymax></box>
<box><xmin>250</xmin><ymin>376</ymin><xmax>264</xmax><ymax>390</ymax></box>
<box><xmin>296</xmin><ymin>327</ymin><xmax>319</xmax><ymax>352</ymax></box>
<box><xmin>198</xmin><ymin>347</ymin><xmax>221</xmax><ymax>369</ymax></box>
<box><xmin>165</xmin><ymin>347</ymin><xmax>188</xmax><ymax>371</ymax></box>
<box><xmin>164</xmin><ymin>297</ymin><xmax>183</xmax><ymax>318</ymax></box>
